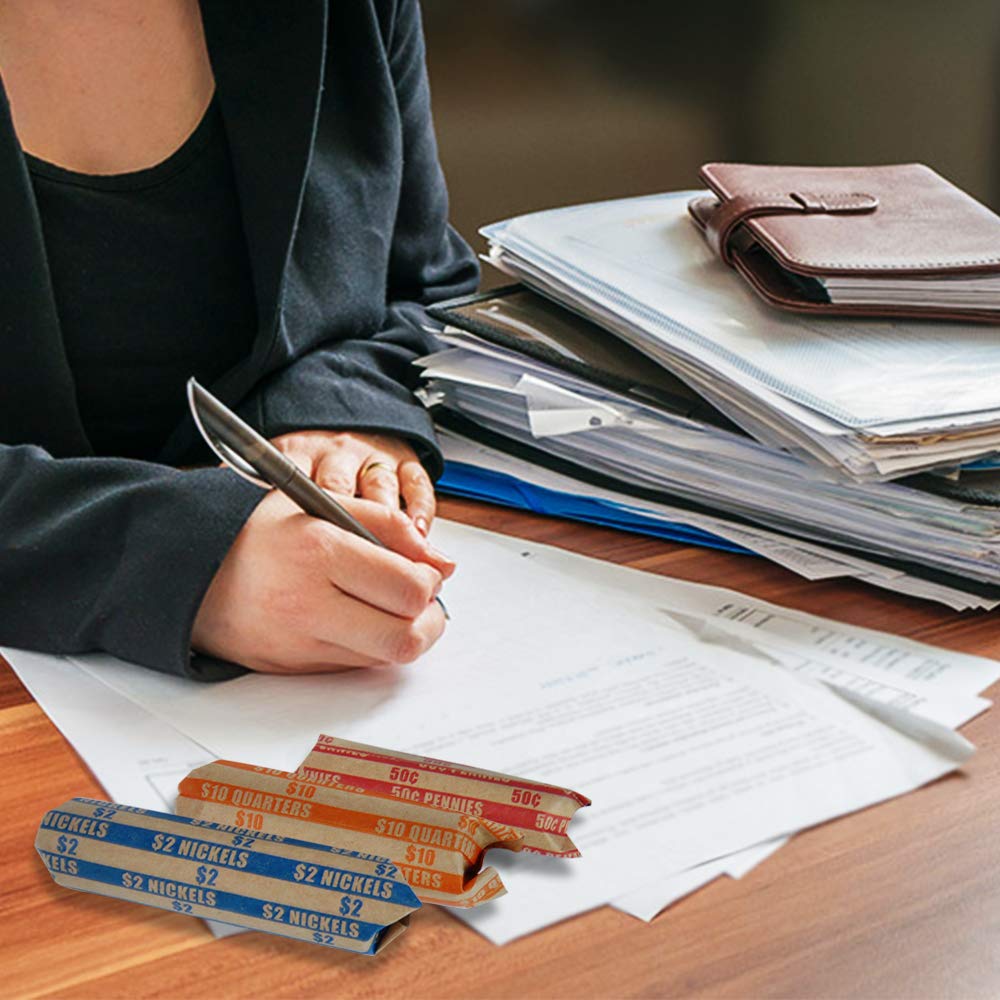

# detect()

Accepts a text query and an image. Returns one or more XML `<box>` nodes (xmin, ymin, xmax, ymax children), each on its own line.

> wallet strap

<box><xmin>697</xmin><ymin>191</ymin><xmax>879</xmax><ymax>264</ymax></box>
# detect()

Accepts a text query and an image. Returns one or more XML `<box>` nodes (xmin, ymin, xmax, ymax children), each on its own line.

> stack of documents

<box><xmin>434</xmin><ymin>431</ymin><xmax>995</xmax><ymax>611</ymax></box>
<box><xmin>482</xmin><ymin>192</ymin><xmax>1000</xmax><ymax>481</ymax></box>
<box><xmin>413</xmin><ymin>192</ymin><xmax>1000</xmax><ymax>609</ymax></box>
<box><xmin>4</xmin><ymin>520</ymin><xmax>996</xmax><ymax>943</ymax></box>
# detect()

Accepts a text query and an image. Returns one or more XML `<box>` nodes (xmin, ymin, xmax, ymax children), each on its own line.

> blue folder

<box><xmin>438</xmin><ymin>461</ymin><xmax>749</xmax><ymax>555</ymax></box>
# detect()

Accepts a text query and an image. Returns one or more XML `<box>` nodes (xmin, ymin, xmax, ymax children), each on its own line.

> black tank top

<box><xmin>26</xmin><ymin>95</ymin><xmax>257</xmax><ymax>459</ymax></box>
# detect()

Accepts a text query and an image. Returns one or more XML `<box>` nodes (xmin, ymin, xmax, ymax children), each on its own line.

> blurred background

<box><xmin>422</xmin><ymin>0</ymin><xmax>1000</xmax><ymax>283</ymax></box>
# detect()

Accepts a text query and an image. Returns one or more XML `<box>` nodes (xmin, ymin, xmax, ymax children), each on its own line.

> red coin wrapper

<box><xmin>298</xmin><ymin>735</ymin><xmax>591</xmax><ymax>857</ymax></box>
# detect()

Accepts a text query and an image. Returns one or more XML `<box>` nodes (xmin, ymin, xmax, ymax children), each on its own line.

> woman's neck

<box><xmin>0</xmin><ymin>0</ymin><xmax>214</xmax><ymax>174</ymax></box>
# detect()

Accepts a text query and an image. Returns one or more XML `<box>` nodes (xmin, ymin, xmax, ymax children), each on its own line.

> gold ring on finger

<box><xmin>360</xmin><ymin>461</ymin><xmax>394</xmax><ymax>479</ymax></box>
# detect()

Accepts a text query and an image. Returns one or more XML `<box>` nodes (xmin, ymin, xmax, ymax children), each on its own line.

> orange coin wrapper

<box><xmin>36</xmin><ymin>798</ymin><xmax>420</xmax><ymax>955</ymax></box>
<box><xmin>176</xmin><ymin>760</ymin><xmax>522</xmax><ymax>908</ymax></box>
<box><xmin>297</xmin><ymin>735</ymin><xmax>591</xmax><ymax>857</ymax></box>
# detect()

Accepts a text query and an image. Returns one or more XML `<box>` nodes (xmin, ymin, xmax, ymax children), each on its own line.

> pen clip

<box><xmin>187</xmin><ymin>378</ymin><xmax>275</xmax><ymax>489</ymax></box>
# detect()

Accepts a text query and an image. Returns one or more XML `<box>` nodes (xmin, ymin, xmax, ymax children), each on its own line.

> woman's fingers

<box><xmin>310</xmin><ymin>519</ymin><xmax>443</xmax><ymax>617</ymax></box>
<box><xmin>270</xmin><ymin>433</ymin><xmax>439</xmax><ymax>535</ymax></box>
<box><xmin>313</xmin><ymin>581</ymin><xmax>447</xmax><ymax>665</ymax></box>
<box><xmin>249</xmin><ymin>642</ymin><xmax>384</xmax><ymax>674</ymax></box>
<box><xmin>337</xmin><ymin>498</ymin><xmax>456</xmax><ymax>578</ymax></box>
<box><xmin>313</xmin><ymin>449</ymin><xmax>361</xmax><ymax>496</ymax></box>
<box><xmin>274</xmin><ymin>443</ymin><xmax>316</xmax><ymax>478</ymax></box>
<box><xmin>399</xmin><ymin>458</ymin><xmax>436</xmax><ymax>535</ymax></box>
<box><xmin>272</xmin><ymin>432</ymin><xmax>360</xmax><ymax>495</ymax></box>
<box><xmin>357</xmin><ymin>458</ymin><xmax>400</xmax><ymax>509</ymax></box>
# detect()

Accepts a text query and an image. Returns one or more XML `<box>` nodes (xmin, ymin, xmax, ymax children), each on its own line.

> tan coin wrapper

<box><xmin>36</xmin><ymin>797</ymin><xmax>419</xmax><ymax>955</ymax></box>
<box><xmin>297</xmin><ymin>735</ymin><xmax>590</xmax><ymax>857</ymax></box>
<box><xmin>176</xmin><ymin>761</ymin><xmax>521</xmax><ymax>907</ymax></box>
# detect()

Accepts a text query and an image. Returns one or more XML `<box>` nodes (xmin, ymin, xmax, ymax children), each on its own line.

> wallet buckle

<box><xmin>691</xmin><ymin>190</ymin><xmax>879</xmax><ymax>264</ymax></box>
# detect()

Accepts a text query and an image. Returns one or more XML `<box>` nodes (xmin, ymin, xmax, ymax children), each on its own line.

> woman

<box><xmin>0</xmin><ymin>0</ymin><xmax>478</xmax><ymax>679</ymax></box>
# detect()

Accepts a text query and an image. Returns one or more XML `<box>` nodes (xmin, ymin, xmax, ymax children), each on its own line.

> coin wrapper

<box><xmin>36</xmin><ymin>797</ymin><xmax>420</xmax><ymax>955</ymax></box>
<box><xmin>176</xmin><ymin>760</ymin><xmax>523</xmax><ymax>907</ymax></box>
<box><xmin>298</xmin><ymin>734</ymin><xmax>590</xmax><ymax>856</ymax></box>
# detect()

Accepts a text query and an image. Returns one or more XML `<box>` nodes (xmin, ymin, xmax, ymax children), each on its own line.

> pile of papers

<box><xmin>414</xmin><ymin>191</ymin><xmax>1000</xmax><ymax>609</ymax></box>
<box><xmin>6</xmin><ymin>520</ymin><xmax>996</xmax><ymax>944</ymax></box>
<box><xmin>485</xmin><ymin>192</ymin><xmax>1000</xmax><ymax>480</ymax></box>
<box><xmin>433</xmin><ymin>432</ymin><xmax>994</xmax><ymax>611</ymax></box>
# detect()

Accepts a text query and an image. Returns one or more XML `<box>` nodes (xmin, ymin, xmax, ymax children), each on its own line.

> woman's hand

<box><xmin>191</xmin><ymin>491</ymin><xmax>455</xmax><ymax>674</ymax></box>
<box><xmin>271</xmin><ymin>431</ymin><xmax>437</xmax><ymax>536</ymax></box>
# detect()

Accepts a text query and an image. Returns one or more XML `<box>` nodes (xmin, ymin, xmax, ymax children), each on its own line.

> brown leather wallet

<box><xmin>688</xmin><ymin>162</ymin><xmax>1000</xmax><ymax>322</ymax></box>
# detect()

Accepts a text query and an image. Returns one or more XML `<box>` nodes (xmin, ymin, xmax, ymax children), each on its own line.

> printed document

<box><xmin>58</xmin><ymin>521</ymin><xmax>976</xmax><ymax>944</ymax></box>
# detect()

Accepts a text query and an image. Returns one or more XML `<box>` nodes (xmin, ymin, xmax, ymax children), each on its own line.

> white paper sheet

<box><xmin>447</xmin><ymin>656</ymin><xmax>969</xmax><ymax>944</ymax></box>
<box><xmin>660</xmin><ymin>611</ymin><xmax>990</xmax><ymax>729</ymax></box>
<box><xmin>612</xmin><ymin>837</ymin><xmax>789</xmax><ymax>922</ymax></box>
<box><xmin>1</xmin><ymin>647</ymin><xmax>212</xmax><ymax>809</ymax></box>
<box><xmin>63</xmin><ymin>521</ymin><xmax>975</xmax><ymax>945</ymax></box>
<box><xmin>644</xmin><ymin>585</ymin><xmax>1000</xmax><ymax>699</ymax></box>
<box><xmin>1</xmin><ymin>647</ymin><xmax>245</xmax><ymax>939</ymax></box>
<box><xmin>612</xmin><ymin>863</ymin><xmax>723</xmax><ymax>922</ymax></box>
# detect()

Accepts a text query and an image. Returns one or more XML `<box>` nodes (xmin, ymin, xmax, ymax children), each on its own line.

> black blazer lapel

<box><xmin>198</xmin><ymin>0</ymin><xmax>328</xmax><ymax>402</ymax></box>
<box><xmin>0</xmin><ymin>81</ymin><xmax>91</xmax><ymax>456</ymax></box>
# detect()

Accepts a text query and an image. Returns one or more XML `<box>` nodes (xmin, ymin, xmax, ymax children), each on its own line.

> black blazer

<box><xmin>0</xmin><ymin>0</ymin><xmax>478</xmax><ymax>679</ymax></box>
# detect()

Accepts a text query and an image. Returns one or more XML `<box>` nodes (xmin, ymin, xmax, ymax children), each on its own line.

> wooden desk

<box><xmin>4</xmin><ymin>497</ymin><xmax>1000</xmax><ymax>999</ymax></box>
